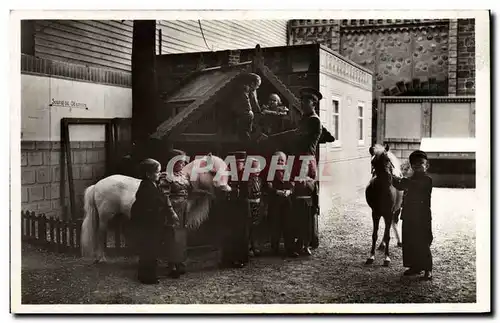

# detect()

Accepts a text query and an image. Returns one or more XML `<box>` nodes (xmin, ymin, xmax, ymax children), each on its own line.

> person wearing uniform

<box><xmin>292</xmin><ymin>87</ymin><xmax>325</xmax><ymax>249</ymax></box>
<box><xmin>231</xmin><ymin>73</ymin><xmax>262</xmax><ymax>141</ymax></box>
<box><xmin>392</xmin><ymin>150</ymin><xmax>434</xmax><ymax>281</ymax></box>
<box><xmin>158</xmin><ymin>149</ymin><xmax>190</xmax><ymax>279</ymax></box>
<box><xmin>131</xmin><ymin>158</ymin><xmax>179</xmax><ymax>284</ymax></box>
<box><xmin>220</xmin><ymin>151</ymin><xmax>251</xmax><ymax>268</ymax></box>
<box><xmin>292</xmin><ymin>157</ymin><xmax>318</xmax><ymax>256</ymax></box>
<box><xmin>247</xmin><ymin>157</ymin><xmax>263</xmax><ymax>257</ymax></box>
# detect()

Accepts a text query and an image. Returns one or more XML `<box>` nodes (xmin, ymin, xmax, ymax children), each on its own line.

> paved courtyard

<box><xmin>21</xmin><ymin>188</ymin><xmax>477</xmax><ymax>304</ymax></box>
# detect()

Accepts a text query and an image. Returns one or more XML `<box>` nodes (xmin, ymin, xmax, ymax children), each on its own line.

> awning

<box><xmin>419</xmin><ymin>137</ymin><xmax>476</xmax><ymax>160</ymax></box>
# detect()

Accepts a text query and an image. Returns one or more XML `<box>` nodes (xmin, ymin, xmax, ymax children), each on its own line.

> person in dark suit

<box><xmin>220</xmin><ymin>151</ymin><xmax>251</xmax><ymax>268</ymax></box>
<box><xmin>131</xmin><ymin>158</ymin><xmax>179</xmax><ymax>284</ymax></box>
<box><xmin>392</xmin><ymin>150</ymin><xmax>434</xmax><ymax>281</ymax></box>
<box><xmin>267</xmin><ymin>151</ymin><xmax>298</xmax><ymax>258</ymax></box>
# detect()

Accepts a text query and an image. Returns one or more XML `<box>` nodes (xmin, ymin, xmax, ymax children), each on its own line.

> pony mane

<box><xmin>371</xmin><ymin>144</ymin><xmax>402</xmax><ymax>178</ymax></box>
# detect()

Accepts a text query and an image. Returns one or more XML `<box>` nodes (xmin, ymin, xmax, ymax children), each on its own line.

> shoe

<box><xmin>420</xmin><ymin>271</ymin><xmax>433</xmax><ymax>281</ymax></box>
<box><xmin>168</xmin><ymin>270</ymin><xmax>181</xmax><ymax>279</ymax></box>
<box><xmin>302</xmin><ymin>247</ymin><xmax>312</xmax><ymax>256</ymax></box>
<box><xmin>232</xmin><ymin>261</ymin><xmax>245</xmax><ymax>268</ymax></box>
<box><xmin>403</xmin><ymin>268</ymin><xmax>422</xmax><ymax>276</ymax></box>
<box><xmin>139</xmin><ymin>278</ymin><xmax>159</xmax><ymax>284</ymax></box>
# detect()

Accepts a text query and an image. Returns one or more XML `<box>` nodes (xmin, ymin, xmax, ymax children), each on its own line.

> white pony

<box><xmin>81</xmin><ymin>154</ymin><xmax>231</xmax><ymax>263</ymax></box>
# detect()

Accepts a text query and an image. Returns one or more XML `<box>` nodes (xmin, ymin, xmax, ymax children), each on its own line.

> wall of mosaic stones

<box><xmin>339</xmin><ymin>25</ymin><xmax>450</xmax><ymax>95</ymax></box>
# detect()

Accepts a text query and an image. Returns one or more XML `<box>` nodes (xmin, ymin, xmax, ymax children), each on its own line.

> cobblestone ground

<box><xmin>21</xmin><ymin>188</ymin><xmax>477</xmax><ymax>304</ymax></box>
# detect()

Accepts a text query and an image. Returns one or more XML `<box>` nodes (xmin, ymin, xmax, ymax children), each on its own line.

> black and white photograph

<box><xmin>8</xmin><ymin>9</ymin><xmax>491</xmax><ymax>314</ymax></box>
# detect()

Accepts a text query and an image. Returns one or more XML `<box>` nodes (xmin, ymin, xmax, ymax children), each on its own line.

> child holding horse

<box><xmin>131</xmin><ymin>158</ymin><xmax>179</xmax><ymax>284</ymax></box>
<box><xmin>392</xmin><ymin>150</ymin><xmax>433</xmax><ymax>281</ymax></box>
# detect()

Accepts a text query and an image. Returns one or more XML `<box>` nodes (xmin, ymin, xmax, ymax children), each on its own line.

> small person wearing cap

<box><xmin>392</xmin><ymin>150</ymin><xmax>434</xmax><ymax>281</ymax></box>
<box><xmin>131</xmin><ymin>158</ymin><xmax>179</xmax><ymax>284</ymax></box>
<box><xmin>158</xmin><ymin>149</ymin><xmax>190</xmax><ymax>279</ymax></box>
<box><xmin>267</xmin><ymin>151</ymin><xmax>298</xmax><ymax>258</ymax></box>
<box><xmin>231</xmin><ymin>73</ymin><xmax>262</xmax><ymax>141</ymax></box>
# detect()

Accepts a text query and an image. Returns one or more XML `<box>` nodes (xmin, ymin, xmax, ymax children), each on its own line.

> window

<box><xmin>357</xmin><ymin>103</ymin><xmax>365</xmax><ymax>145</ymax></box>
<box><xmin>330</xmin><ymin>96</ymin><xmax>341</xmax><ymax>148</ymax></box>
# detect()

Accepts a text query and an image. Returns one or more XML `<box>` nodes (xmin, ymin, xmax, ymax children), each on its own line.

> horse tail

<box><xmin>81</xmin><ymin>184</ymin><xmax>98</xmax><ymax>258</ymax></box>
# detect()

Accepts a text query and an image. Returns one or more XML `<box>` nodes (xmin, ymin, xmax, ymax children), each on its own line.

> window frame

<box><xmin>330</xmin><ymin>94</ymin><xmax>342</xmax><ymax>149</ymax></box>
<box><xmin>357</xmin><ymin>101</ymin><xmax>365</xmax><ymax>146</ymax></box>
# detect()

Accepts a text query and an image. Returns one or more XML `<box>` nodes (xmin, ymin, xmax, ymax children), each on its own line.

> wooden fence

<box><xmin>21</xmin><ymin>210</ymin><xmax>224</xmax><ymax>257</ymax></box>
<box><xmin>21</xmin><ymin>211</ymin><xmax>136</xmax><ymax>256</ymax></box>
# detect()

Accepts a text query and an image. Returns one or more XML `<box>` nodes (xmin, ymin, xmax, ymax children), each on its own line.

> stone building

<box><xmin>289</xmin><ymin>19</ymin><xmax>475</xmax><ymax>97</ymax></box>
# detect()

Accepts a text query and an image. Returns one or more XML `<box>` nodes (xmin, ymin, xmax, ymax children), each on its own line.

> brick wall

<box><xmin>456</xmin><ymin>19</ymin><xmax>475</xmax><ymax>95</ymax></box>
<box><xmin>386</xmin><ymin>140</ymin><xmax>422</xmax><ymax>160</ymax></box>
<box><xmin>21</xmin><ymin>141</ymin><xmax>107</xmax><ymax>220</ymax></box>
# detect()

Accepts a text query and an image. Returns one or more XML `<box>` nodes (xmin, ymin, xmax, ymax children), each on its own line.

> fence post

<box><xmin>30</xmin><ymin>211</ymin><xmax>36</xmax><ymax>244</ymax></box>
<box><xmin>61</xmin><ymin>221</ymin><xmax>68</xmax><ymax>252</ymax></box>
<box><xmin>40</xmin><ymin>214</ymin><xmax>47</xmax><ymax>246</ymax></box>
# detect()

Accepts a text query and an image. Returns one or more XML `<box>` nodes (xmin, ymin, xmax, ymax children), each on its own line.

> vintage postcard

<box><xmin>8</xmin><ymin>8</ymin><xmax>491</xmax><ymax>314</ymax></box>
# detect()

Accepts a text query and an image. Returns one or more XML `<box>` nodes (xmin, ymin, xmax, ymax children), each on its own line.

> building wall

<box><xmin>20</xmin><ymin>55</ymin><xmax>132</xmax><ymax>219</ymax></box>
<box><xmin>318</xmin><ymin>47</ymin><xmax>373</xmax><ymax>211</ymax></box>
<box><xmin>456</xmin><ymin>19</ymin><xmax>475</xmax><ymax>95</ymax></box>
<box><xmin>289</xmin><ymin>19</ymin><xmax>476</xmax><ymax>97</ymax></box>
<box><xmin>26</xmin><ymin>20</ymin><xmax>287</xmax><ymax>73</ymax></box>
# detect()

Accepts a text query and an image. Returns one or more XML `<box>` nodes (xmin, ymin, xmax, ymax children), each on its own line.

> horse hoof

<box><xmin>383</xmin><ymin>260</ymin><xmax>390</xmax><ymax>267</ymax></box>
<box><xmin>365</xmin><ymin>258</ymin><xmax>374</xmax><ymax>265</ymax></box>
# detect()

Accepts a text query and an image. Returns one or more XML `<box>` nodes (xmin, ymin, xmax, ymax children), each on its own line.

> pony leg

<box><xmin>391</xmin><ymin>222</ymin><xmax>402</xmax><ymax>246</ymax></box>
<box><xmin>94</xmin><ymin>218</ymin><xmax>109</xmax><ymax>263</ymax></box>
<box><xmin>366</xmin><ymin>213</ymin><xmax>380</xmax><ymax>265</ymax></box>
<box><xmin>382</xmin><ymin>214</ymin><xmax>392</xmax><ymax>266</ymax></box>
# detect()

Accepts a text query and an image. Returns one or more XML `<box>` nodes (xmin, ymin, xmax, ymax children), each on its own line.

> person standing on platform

<box><xmin>231</xmin><ymin>73</ymin><xmax>262</xmax><ymax>141</ymax></box>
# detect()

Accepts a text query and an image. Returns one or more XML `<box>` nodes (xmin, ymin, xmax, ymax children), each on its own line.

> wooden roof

<box><xmin>150</xmin><ymin>45</ymin><xmax>302</xmax><ymax>142</ymax></box>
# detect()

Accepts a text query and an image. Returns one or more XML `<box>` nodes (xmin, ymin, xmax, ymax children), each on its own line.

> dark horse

<box><xmin>365</xmin><ymin>144</ymin><xmax>403</xmax><ymax>266</ymax></box>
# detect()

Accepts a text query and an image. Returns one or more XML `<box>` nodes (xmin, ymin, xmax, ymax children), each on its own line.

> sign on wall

<box><xmin>21</xmin><ymin>74</ymin><xmax>132</xmax><ymax>141</ymax></box>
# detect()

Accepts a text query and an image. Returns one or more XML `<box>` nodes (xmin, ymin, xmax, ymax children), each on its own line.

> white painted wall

<box><xmin>318</xmin><ymin>47</ymin><xmax>373</xmax><ymax>210</ymax></box>
<box><xmin>21</xmin><ymin>74</ymin><xmax>132</xmax><ymax>141</ymax></box>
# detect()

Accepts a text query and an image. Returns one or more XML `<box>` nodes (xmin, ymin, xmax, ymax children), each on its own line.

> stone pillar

<box><xmin>456</xmin><ymin>19</ymin><xmax>475</xmax><ymax>96</ymax></box>
<box><xmin>447</xmin><ymin>19</ymin><xmax>458</xmax><ymax>96</ymax></box>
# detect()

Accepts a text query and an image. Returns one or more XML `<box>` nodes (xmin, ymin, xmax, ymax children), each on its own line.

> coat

<box><xmin>131</xmin><ymin>179</ymin><xmax>171</xmax><ymax>259</ymax></box>
<box><xmin>393</xmin><ymin>172</ymin><xmax>433</xmax><ymax>270</ymax></box>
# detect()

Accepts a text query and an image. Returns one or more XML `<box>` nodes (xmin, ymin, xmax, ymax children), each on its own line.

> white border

<box><xmin>7</xmin><ymin>8</ymin><xmax>491</xmax><ymax>315</ymax></box>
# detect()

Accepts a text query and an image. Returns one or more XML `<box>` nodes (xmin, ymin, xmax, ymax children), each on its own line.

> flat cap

<box><xmin>300</xmin><ymin>87</ymin><xmax>323</xmax><ymax>101</ymax></box>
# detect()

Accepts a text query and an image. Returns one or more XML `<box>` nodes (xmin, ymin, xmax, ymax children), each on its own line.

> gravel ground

<box><xmin>21</xmin><ymin>188</ymin><xmax>476</xmax><ymax>304</ymax></box>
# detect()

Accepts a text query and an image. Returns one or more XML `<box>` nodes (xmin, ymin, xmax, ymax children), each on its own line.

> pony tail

<box><xmin>81</xmin><ymin>185</ymin><xmax>98</xmax><ymax>258</ymax></box>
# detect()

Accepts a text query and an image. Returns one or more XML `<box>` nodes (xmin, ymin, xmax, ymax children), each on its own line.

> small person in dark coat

<box><xmin>267</xmin><ymin>151</ymin><xmax>298</xmax><ymax>258</ymax></box>
<box><xmin>392</xmin><ymin>150</ymin><xmax>433</xmax><ymax>281</ymax></box>
<box><xmin>131</xmin><ymin>158</ymin><xmax>179</xmax><ymax>284</ymax></box>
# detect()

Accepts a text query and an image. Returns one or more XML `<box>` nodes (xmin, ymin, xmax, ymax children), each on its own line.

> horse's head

<box><xmin>182</xmin><ymin>153</ymin><xmax>232</xmax><ymax>194</ymax></box>
<box><xmin>369</xmin><ymin>144</ymin><xmax>402</xmax><ymax>181</ymax></box>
